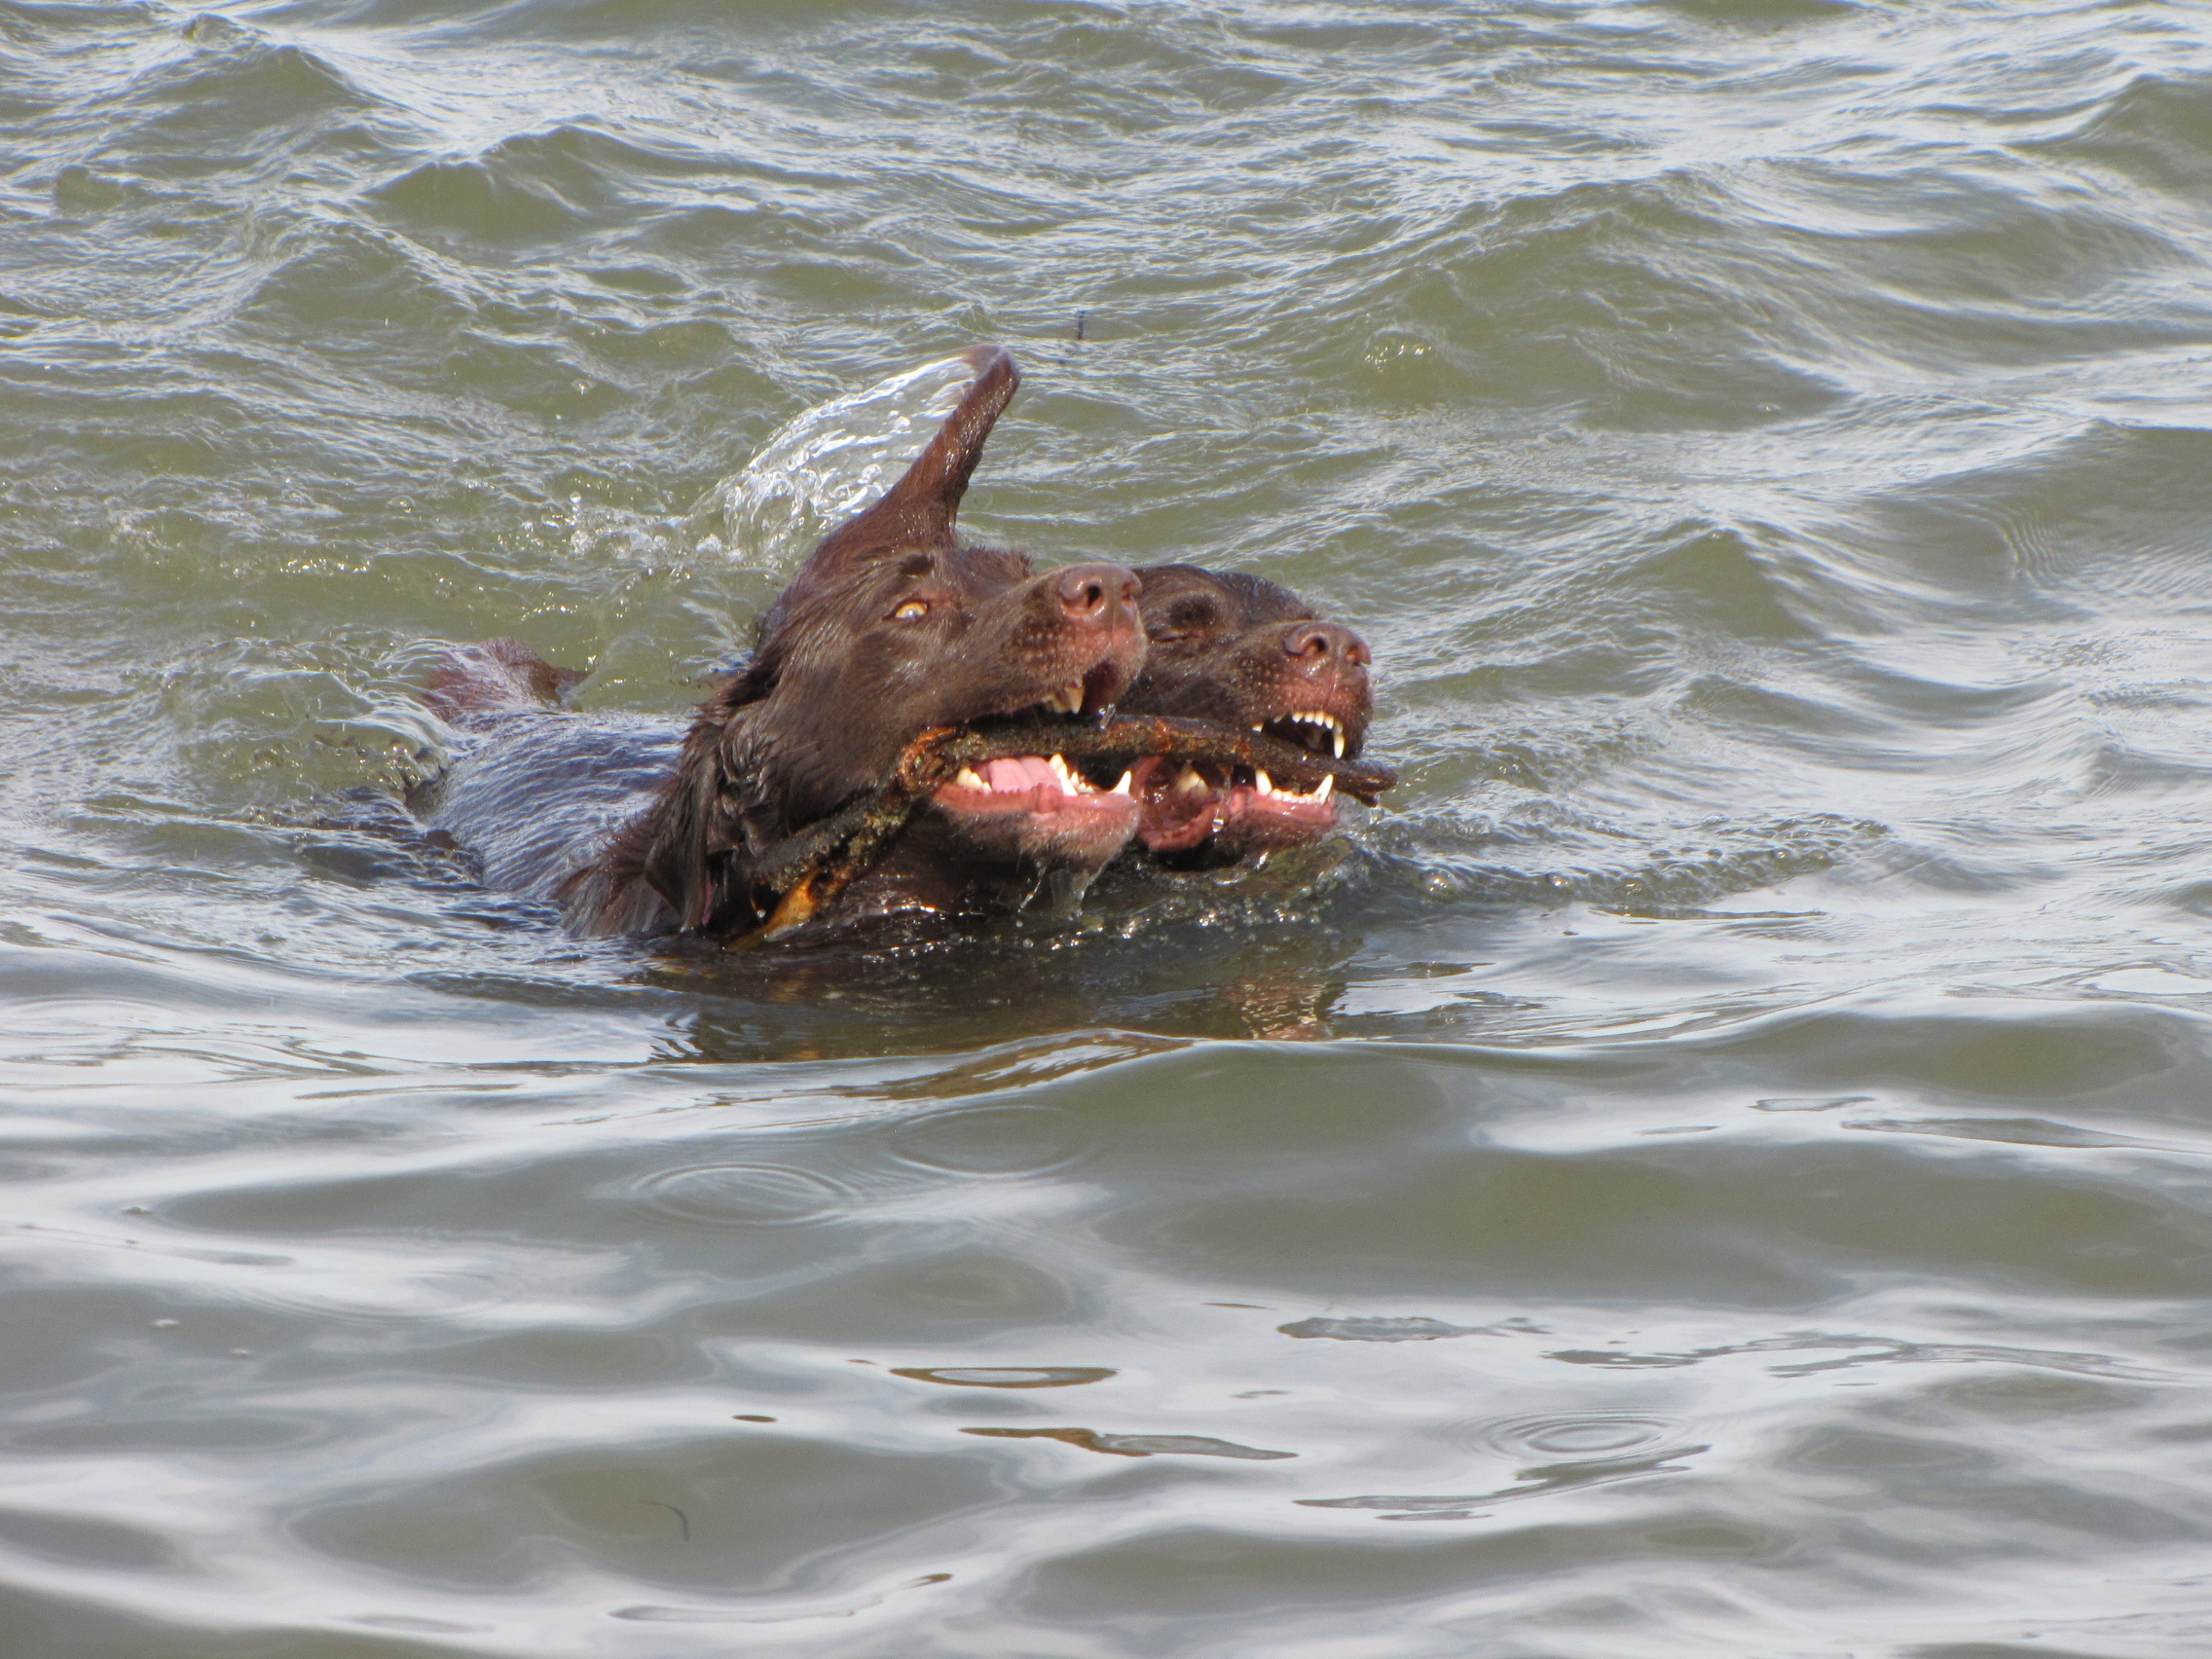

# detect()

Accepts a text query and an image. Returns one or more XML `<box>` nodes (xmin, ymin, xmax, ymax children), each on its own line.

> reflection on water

<box><xmin>8</xmin><ymin>0</ymin><xmax>2212</xmax><ymax>1653</ymax></box>
<box><xmin>963</xmin><ymin>1426</ymin><xmax>1296</xmax><ymax>1460</ymax></box>
<box><xmin>890</xmin><ymin>1367</ymin><xmax>1116</xmax><ymax>1388</ymax></box>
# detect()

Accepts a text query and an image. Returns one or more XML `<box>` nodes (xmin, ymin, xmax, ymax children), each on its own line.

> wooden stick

<box><xmin>732</xmin><ymin>715</ymin><xmax>1397</xmax><ymax>944</ymax></box>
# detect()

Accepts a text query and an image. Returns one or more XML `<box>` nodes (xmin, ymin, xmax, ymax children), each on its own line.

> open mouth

<box><xmin>927</xmin><ymin>674</ymin><xmax>1358</xmax><ymax>866</ymax></box>
<box><xmin>930</xmin><ymin>738</ymin><xmax>1142</xmax><ymax>868</ymax></box>
<box><xmin>929</xmin><ymin>657</ymin><xmax>1145</xmax><ymax>855</ymax></box>
<box><xmin>1256</xmin><ymin>709</ymin><xmax>1348</xmax><ymax>759</ymax></box>
<box><xmin>935</xmin><ymin>753</ymin><xmax>1133</xmax><ymax>816</ymax></box>
<box><xmin>1007</xmin><ymin>658</ymin><xmax>1127</xmax><ymax>722</ymax></box>
<box><xmin>942</xmin><ymin>656</ymin><xmax>1139</xmax><ymax>818</ymax></box>
<box><xmin>1126</xmin><ymin>753</ymin><xmax>1338</xmax><ymax>854</ymax></box>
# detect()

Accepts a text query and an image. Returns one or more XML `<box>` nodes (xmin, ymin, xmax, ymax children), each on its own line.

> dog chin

<box><xmin>931</xmin><ymin>756</ymin><xmax>1140</xmax><ymax>870</ymax></box>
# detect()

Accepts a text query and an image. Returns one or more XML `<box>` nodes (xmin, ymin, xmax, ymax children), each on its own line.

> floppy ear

<box><xmin>561</xmin><ymin>672</ymin><xmax>776</xmax><ymax>937</ymax></box>
<box><xmin>808</xmin><ymin>345</ymin><xmax>1019</xmax><ymax>565</ymax></box>
<box><xmin>636</xmin><ymin>753</ymin><xmax>736</xmax><ymax>933</ymax></box>
<box><xmin>631</xmin><ymin>666</ymin><xmax>780</xmax><ymax>930</ymax></box>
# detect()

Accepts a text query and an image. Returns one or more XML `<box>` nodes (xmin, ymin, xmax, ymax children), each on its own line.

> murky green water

<box><xmin>8</xmin><ymin>1</ymin><xmax>2212</xmax><ymax>1652</ymax></box>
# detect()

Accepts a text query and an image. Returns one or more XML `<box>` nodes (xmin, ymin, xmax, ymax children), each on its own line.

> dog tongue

<box><xmin>982</xmin><ymin>756</ymin><xmax>1061</xmax><ymax>793</ymax></box>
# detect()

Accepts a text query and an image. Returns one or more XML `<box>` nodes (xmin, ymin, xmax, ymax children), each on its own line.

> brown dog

<box><xmin>1112</xmin><ymin>564</ymin><xmax>1374</xmax><ymax>864</ymax></box>
<box><xmin>415</xmin><ymin>348</ymin><xmax>1147</xmax><ymax>940</ymax></box>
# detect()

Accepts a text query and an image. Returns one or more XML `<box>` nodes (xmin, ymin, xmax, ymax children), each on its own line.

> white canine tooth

<box><xmin>1174</xmin><ymin>765</ymin><xmax>1207</xmax><ymax>798</ymax></box>
<box><xmin>1332</xmin><ymin>728</ymin><xmax>1345</xmax><ymax>757</ymax></box>
<box><xmin>1048</xmin><ymin>755</ymin><xmax>1074</xmax><ymax>791</ymax></box>
<box><xmin>1256</xmin><ymin>770</ymin><xmax>1274</xmax><ymax>797</ymax></box>
<box><xmin>954</xmin><ymin>766</ymin><xmax>986</xmax><ymax>791</ymax></box>
<box><xmin>1111</xmin><ymin>770</ymin><xmax>1133</xmax><ymax>795</ymax></box>
<box><xmin>1041</xmin><ymin>682</ymin><xmax>1084</xmax><ymax>715</ymax></box>
<box><xmin>1313</xmin><ymin>773</ymin><xmax>1334</xmax><ymax>803</ymax></box>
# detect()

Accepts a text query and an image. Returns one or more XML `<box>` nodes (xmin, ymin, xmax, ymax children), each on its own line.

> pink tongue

<box><xmin>982</xmin><ymin>756</ymin><xmax>1060</xmax><ymax>793</ymax></box>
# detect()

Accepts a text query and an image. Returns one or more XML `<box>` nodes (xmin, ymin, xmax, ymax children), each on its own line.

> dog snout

<box><xmin>1055</xmin><ymin>563</ymin><xmax>1141</xmax><ymax>626</ymax></box>
<box><xmin>1282</xmin><ymin>621</ymin><xmax>1371</xmax><ymax>669</ymax></box>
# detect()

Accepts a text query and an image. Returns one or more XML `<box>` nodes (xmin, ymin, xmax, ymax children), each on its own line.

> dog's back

<box><xmin>405</xmin><ymin>635</ymin><xmax>682</xmax><ymax>927</ymax></box>
<box><xmin>409</xmin><ymin>714</ymin><xmax>683</xmax><ymax>928</ymax></box>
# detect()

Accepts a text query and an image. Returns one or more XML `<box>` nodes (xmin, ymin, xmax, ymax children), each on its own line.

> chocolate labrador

<box><xmin>414</xmin><ymin>347</ymin><xmax>1148</xmax><ymax>940</ymax></box>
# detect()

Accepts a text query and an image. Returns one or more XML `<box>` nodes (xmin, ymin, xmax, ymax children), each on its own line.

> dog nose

<box><xmin>1056</xmin><ymin>563</ymin><xmax>1140</xmax><ymax>624</ymax></box>
<box><xmin>1283</xmin><ymin>621</ymin><xmax>1371</xmax><ymax>668</ymax></box>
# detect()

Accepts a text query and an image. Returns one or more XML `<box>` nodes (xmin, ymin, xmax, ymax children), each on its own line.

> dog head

<box><xmin>639</xmin><ymin>348</ymin><xmax>1148</xmax><ymax>930</ymax></box>
<box><xmin>1115</xmin><ymin>564</ymin><xmax>1373</xmax><ymax>860</ymax></box>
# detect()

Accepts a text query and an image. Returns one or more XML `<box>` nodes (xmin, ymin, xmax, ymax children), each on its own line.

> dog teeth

<box><xmin>954</xmin><ymin>766</ymin><xmax>985</xmax><ymax>791</ymax></box>
<box><xmin>1042</xmin><ymin>682</ymin><xmax>1085</xmax><ymax>716</ymax></box>
<box><xmin>1295</xmin><ymin>710</ymin><xmax>1347</xmax><ymax>756</ymax></box>
<box><xmin>1262</xmin><ymin>710</ymin><xmax>1348</xmax><ymax>757</ymax></box>
<box><xmin>1048</xmin><ymin>755</ymin><xmax>1075</xmax><ymax>791</ymax></box>
<box><xmin>1111</xmin><ymin>770</ymin><xmax>1132</xmax><ymax>796</ymax></box>
<box><xmin>1252</xmin><ymin>768</ymin><xmax>1333</xmax><ymax>804</ymax></box>
<box><xmin>1174</xmin><ymin>765</ymin><xmax>1208</xmax><ymax>799</ymax></box>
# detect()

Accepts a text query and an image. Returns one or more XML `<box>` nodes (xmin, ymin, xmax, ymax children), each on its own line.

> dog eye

<box><xmin>891</xmin><ymin>600</ymin><xmax>930</xmax><ymax>620</ymax></box>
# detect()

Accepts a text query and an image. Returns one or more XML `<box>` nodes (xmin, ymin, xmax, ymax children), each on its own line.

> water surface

<box><xmin>7</xmin><ymin>0</ymin><xmax>2212</xmax><ymax>1653</ymax></box>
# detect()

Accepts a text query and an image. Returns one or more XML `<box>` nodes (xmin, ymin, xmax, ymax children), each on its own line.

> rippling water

<box><xmin>8</xmin><ymin>0</ymin><xmax>2212</xmax><ymax>1652</ymax></box>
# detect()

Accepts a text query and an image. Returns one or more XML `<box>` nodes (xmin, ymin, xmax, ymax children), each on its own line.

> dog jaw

<box><xmin>930</xmin><ymin>754</ymin><xmax>1139</xmax><ymax>871</ymax></box>
<box><xmin>1124</xmin><ymin>754</ymin><xmax>1341</xmax><ymax>856</ymax></box>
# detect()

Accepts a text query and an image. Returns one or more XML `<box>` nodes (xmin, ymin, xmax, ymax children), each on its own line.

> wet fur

<box><xmin>414</xmin><ymin>348</ymin><xmax>1148</xmax><ymax>941</ymax></box>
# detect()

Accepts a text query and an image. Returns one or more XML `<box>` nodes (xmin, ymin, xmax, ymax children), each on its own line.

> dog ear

<box><xmin>632</xmin><ymin>671</ymin><xmax>779</xmax><ymax>930</ymax></box>
<box><xmin>808</xmin><ymin>345</ymin><xmax>1019</xmax><ymax>565</ymax></box>
<box><xmin>635</xmin><ymin>756</ymin><xmax>735</xmax><ymax>932</ymax></box>
<box><xmin>562</xmin><ymin>700</ymin><xmax>765</xmax><ymax>938</ymax></box>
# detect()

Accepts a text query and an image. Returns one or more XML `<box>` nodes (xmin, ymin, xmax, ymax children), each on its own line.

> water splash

<box><xmin>682</xmin><ymin>354</ymin><xmax>986</xmax><ymax>574</ymax></box>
